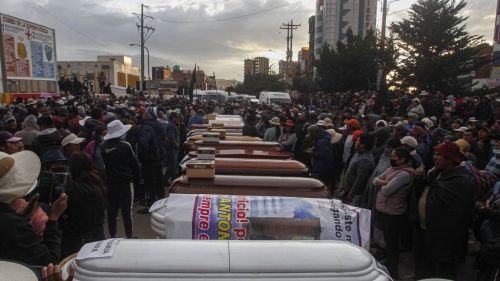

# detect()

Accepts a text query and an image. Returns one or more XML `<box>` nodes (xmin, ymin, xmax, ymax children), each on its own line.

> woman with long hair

<box><xmin>61</xmin><ymin>152</ymin><xmax>106</xmax><ymax>257</ymax></box>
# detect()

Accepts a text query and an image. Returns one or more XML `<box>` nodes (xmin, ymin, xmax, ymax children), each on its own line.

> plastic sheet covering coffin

<box><xmin>152</xmin><ymin>194</ymin><xmax>371</xmax><ymax>249</ymax></box>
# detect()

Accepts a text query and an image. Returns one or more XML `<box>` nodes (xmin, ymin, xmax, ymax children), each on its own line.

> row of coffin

<box><xmin>58</xmin><ymin>115</ymin><xmax>391</xmax><ymax>281</ymax></box>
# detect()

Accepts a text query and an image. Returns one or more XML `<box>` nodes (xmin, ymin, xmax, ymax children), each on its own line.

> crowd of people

<box><xmin>0</xmin><ymin>89</ymin><xmax>499</xmax><ymax>280</ymax></box>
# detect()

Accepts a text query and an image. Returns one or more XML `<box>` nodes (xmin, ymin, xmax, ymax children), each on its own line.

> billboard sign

<box><xmin>0</xmin><ymin>14</ymin><xmax>57</xmax><ymax>81</ymax></box>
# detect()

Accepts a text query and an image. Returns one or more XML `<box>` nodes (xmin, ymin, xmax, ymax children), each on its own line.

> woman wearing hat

<box><xmin>278</xmin><ymin>119</ymin><xmax>297</xmax><ymax>154</ymax></box>
<box><xmin>0</xmin><ymin>151</ymin><xmax>68</xmax><ymax>266</ymax></box>
<box><xmin>263</xmin><ymin>116</ymin><xmax>282</xmax><ymax>142</ymax></box>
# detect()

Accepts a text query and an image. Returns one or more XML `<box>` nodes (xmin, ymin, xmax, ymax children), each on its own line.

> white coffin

<box><xmin>63</xmin><ymin>240</ymin><xmax>390</xmax><ymax>281</ymax></box>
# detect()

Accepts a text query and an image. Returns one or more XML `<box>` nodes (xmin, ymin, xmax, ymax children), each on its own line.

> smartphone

<box><xmin>38</xmin><ymin>172</ymin><xmax>69</xmax><ymax>204</ymax></box>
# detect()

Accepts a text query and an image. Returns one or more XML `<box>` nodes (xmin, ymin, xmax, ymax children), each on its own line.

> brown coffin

<box><xmin>169</xmin><ymin>175</ymin><xmax>330</xmax><ymax>198</ymax></box>
<box><xmin>187</xmin><ymin>135</ymin><xmax>262</xmax><ymax>143</ymax></box>
<box><xmin>213</xmin><ymin>158</ymin><xmax>308</xmax><ymax>176</ymax></box>
<box><xmin>190</xmin><ymin>140</ymin><xmax>281</xmax><ymax>151</ymax></box>
<box><xmin>188</xmin><ymin>149</ymin><xmax>291</xmax><ymax>160</ymax></box>
<box><xmin>188</xmin><ymin>124</ymin><xmax>243</xmax><ymax>131</ymax></box>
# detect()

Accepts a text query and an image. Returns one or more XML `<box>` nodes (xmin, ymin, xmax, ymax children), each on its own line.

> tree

<box><xmin>234</xmin><ymin>73</ymin><xmax>286</xmax><ymax>97</ymax></box>
<box><xmin>390</xmin><ymin>0</ymin><xmax>486</xmax><ymax>94</ymax></box>
<box><xmin>315</xmin><ymin>29</ymin><xmax>381</xmax><ymax>93</ymax></box>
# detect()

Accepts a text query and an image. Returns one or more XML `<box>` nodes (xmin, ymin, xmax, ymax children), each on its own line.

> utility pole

<box><xmin>280</xmin><ymin>20</ymin><xmax>300</xmax><ymax>82</ymax></box>
<box><xmin>376</xmin><ymin>0</ymin><xmax>388</xmax><ymax>92</ymax></box>
<box><xmin>133</xmin><ymin>3</ymin><xmax>155</xmax><ymax>92</ymax></box>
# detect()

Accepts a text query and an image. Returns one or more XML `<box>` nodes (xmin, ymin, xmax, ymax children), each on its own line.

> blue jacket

<box><xmin>311</xmin><ymin>131</ymin><xmax>334</xmax><ymax>177</ymax></box>
<box><xmin>188</xmin><ymin>114</ymin><xmax>204</xmax><ymax>126</ymax></box>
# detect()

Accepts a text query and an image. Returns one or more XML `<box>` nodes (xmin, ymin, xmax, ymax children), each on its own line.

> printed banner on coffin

<box><xmin>164</xmin><ymin>194</ymin><xmax>371</xmax><ymax>249</ymax></box>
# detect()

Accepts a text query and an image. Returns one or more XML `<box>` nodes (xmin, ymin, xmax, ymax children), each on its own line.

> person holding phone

<box><xmin>0</xmin><ymin>151</ymin><xmax>68</xmax><ymax>266</ymax></box>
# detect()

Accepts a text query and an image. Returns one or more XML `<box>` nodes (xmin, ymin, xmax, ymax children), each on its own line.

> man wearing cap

<box><xmin>0</xmin><ymin>131</ymin><xmax>24</xmax><ymax>154</ymax></box>
<box><xmin>0</xmin><ymin>151</ymin><xmax>68</xmax><ymax>266</ymax></box>
<box><xmin>345</xmin><ymin>133</ymin><xmax>375</xmax><ymax>206</ymax></box>
<box><xmin>31</xmin><ymin>116</ymin><xmax>61</xmax><ymax>159</ymax></box>
<box><xmin>415</xmin><ymin>141</ymin><xmax>475</xmax><ymax>280</ymax></box>
<box><xmin>61</xmin><ymin>133</ymin><xmax>85</xmax><ymax>157</ymax></box>
<box><xmin>342</xmin><ymin>119</ymin><xmax>360</xmax><ymax>167</ymax></box>
<box><xmin>101</xmin><ymin>120</ymin><xmax>140</xmax><ymax>238</ymax></box>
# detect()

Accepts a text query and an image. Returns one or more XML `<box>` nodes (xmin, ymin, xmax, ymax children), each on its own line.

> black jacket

<box><xmin>138</xmin><ymin>119</ymin><xmax>167</xmax><ymax>166</ymax></box>
<box><xmin>242</xmin><ymin>123</ymin><xmax>259</xmax><ymax>137</ymax></box>
<box><xmin>424</xmin><ymin>166</ymin><xmax>475</xmax><ymax>263</ymax></box>
<box><xmin>101</xmin><ymin>139</ymin><xmax>140</xmax><ymax>184</ymax></box>
<box><xmin>0</xmin><ymin>203</ymin><xmax>61</xmax><ymax>266</ymax></box>
<box><xmin>61</xmin><ymin>181</ymin><xmax>104</xmax><ymax>238</ymax></box>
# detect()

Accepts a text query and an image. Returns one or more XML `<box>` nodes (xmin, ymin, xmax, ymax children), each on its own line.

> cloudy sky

<box><xmin>2</xmin><ymin>0</ymin><xmax>496</xmax><ymax>80</ymax></box>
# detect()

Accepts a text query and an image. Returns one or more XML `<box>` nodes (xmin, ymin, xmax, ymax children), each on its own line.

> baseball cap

<box><xmin>61</xmin><ymin>133</ymin><xmax>85</xmax><ymax>147</ymax></box>
<box><xmin>401</xmin><ymin>136</ymin><xmax>418</xmax><ymax>149</ymax></box>
<box><xmin>0</xmin><ymin>131</ymin><xmax>22</xmax><ymax>143</ymax></box>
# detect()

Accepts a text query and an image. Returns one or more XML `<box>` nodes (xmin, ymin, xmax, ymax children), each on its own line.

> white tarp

<box><xmin>162</xmin><ymin>194</ymin><xmax>371</xmax><ymax>249</ymax></box>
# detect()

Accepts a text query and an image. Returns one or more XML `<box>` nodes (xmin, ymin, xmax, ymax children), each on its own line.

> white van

<box><xmin>259</xmin><ymin>91</ymin><xmax>292</xmax><ymax>105</ymax></box>
<box><xmin>62</xmin><ymin>240</ymin><xmax>391</xmax><ymax>280</ymax></box>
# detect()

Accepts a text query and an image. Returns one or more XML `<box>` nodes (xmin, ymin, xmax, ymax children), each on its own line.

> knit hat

<box><xmin>352</xmin><ymin>130</ymin><xmax>363</xmax><ymax>141</ymax></box>
<box><xmin>344</xmin><ymin>119</ymin><xmax>360</xmax><ymax>129</ymax></box>
<box><xmin>410</xmin><ymin>126</ymin><xmax>425</xmax><ymax>138</ymax></box>
<box><xmin>434</xmin><ymin>141</ymin><xmax>462</xmax><ymax>163</ymax></box>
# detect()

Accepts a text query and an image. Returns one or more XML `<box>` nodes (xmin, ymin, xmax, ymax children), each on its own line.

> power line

<box><xmin>159</xmin><ymin>4</ymin><xmax>289</xmax><ymax>24</ymax></box>
<box><xmin>271</xmin><ymin>4</ymin><xmax>300</xmax><ymax>42</ymax></box>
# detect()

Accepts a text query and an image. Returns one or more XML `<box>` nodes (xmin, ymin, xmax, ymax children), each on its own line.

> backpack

<box><xmin>464</xmin><ymin>161</ymin><xmax>497</xmax><ymax>201</ymax></box>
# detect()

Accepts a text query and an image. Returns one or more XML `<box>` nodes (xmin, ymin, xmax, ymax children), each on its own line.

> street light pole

<box><xmin>130</xmin><ymin>44</ymin><xmax>150</xmax><ymax>80</ymax></box>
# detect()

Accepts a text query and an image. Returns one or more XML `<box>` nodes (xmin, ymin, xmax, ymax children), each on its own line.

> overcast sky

<box><xmin>1</xmin><ymin>0</ymin><xmax>496</xmax><ymax>80</ymax></box>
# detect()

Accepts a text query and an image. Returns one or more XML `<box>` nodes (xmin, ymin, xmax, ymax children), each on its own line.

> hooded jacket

<box><xmin>31</xmin><ymin>128</ymin><xmax>61</xmax><ymax>158</ymax></box>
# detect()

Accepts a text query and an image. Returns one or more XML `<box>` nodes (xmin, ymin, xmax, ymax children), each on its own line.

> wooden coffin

<box><xmin>188</xmin><ymin>149</ymin><xmax>291</xmax><ymax>160</ymax></box>
<box><xmin>190</xmin><ymin>140</ymin><xmax>281</xmax><ymax>151</ymax></box>
<box><xmin>169</xmin><ymin>175</ymin><xmax>330</xmax><ymax>198</ymax></box>
<box><xmin>212</xmin><ymin>158</ymin><xmax>308</xmax><ymax>176</ymax></box>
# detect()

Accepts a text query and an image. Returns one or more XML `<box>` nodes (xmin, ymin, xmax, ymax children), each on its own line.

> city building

<box><xmin>0</xmin><ymin>14</ymin><xmax>58</xmax><ymax>95</ymax></box>
<box><xmin>298</xmin><ymin>47</ymin><xmax>312</xmax><ymax>78</ymax></box>
<box><xmin>58</xmin><ymin>55</ymin><xmax>140</xmax><ymax>95</ymax></box>
<box><xmin>152</xmin><ymin>66</ymin><xmax>172</xmax><ymax>81</ymax></box>
<box><xmin>279</xmin><ymin>60</ymin><xmax>299</xmax><ymax>83</ymax></box>
<box><xmin>314</xmin><ymin>0</ymin><xmax>377</xmax><ymax>59</ymax></box>
<box><xmin>244</xmin><ymin>57</ymin><xmax>270</xmax><ymax>81</ymax></box>
<box><xmin>309</xmin><ymin>15</ymin><xmax>316</xmax><ymax>62</ymax></box>
<box><xmin>171</xmin><ymin>67</ymin><xmax>206</xmax><ymax>90</ymax></box>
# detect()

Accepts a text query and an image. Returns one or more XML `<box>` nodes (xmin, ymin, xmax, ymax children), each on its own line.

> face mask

<box><xmin>390</xmin><ymin>159</ymin><xmax>399</xmax><ymax>167</ymax></box>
